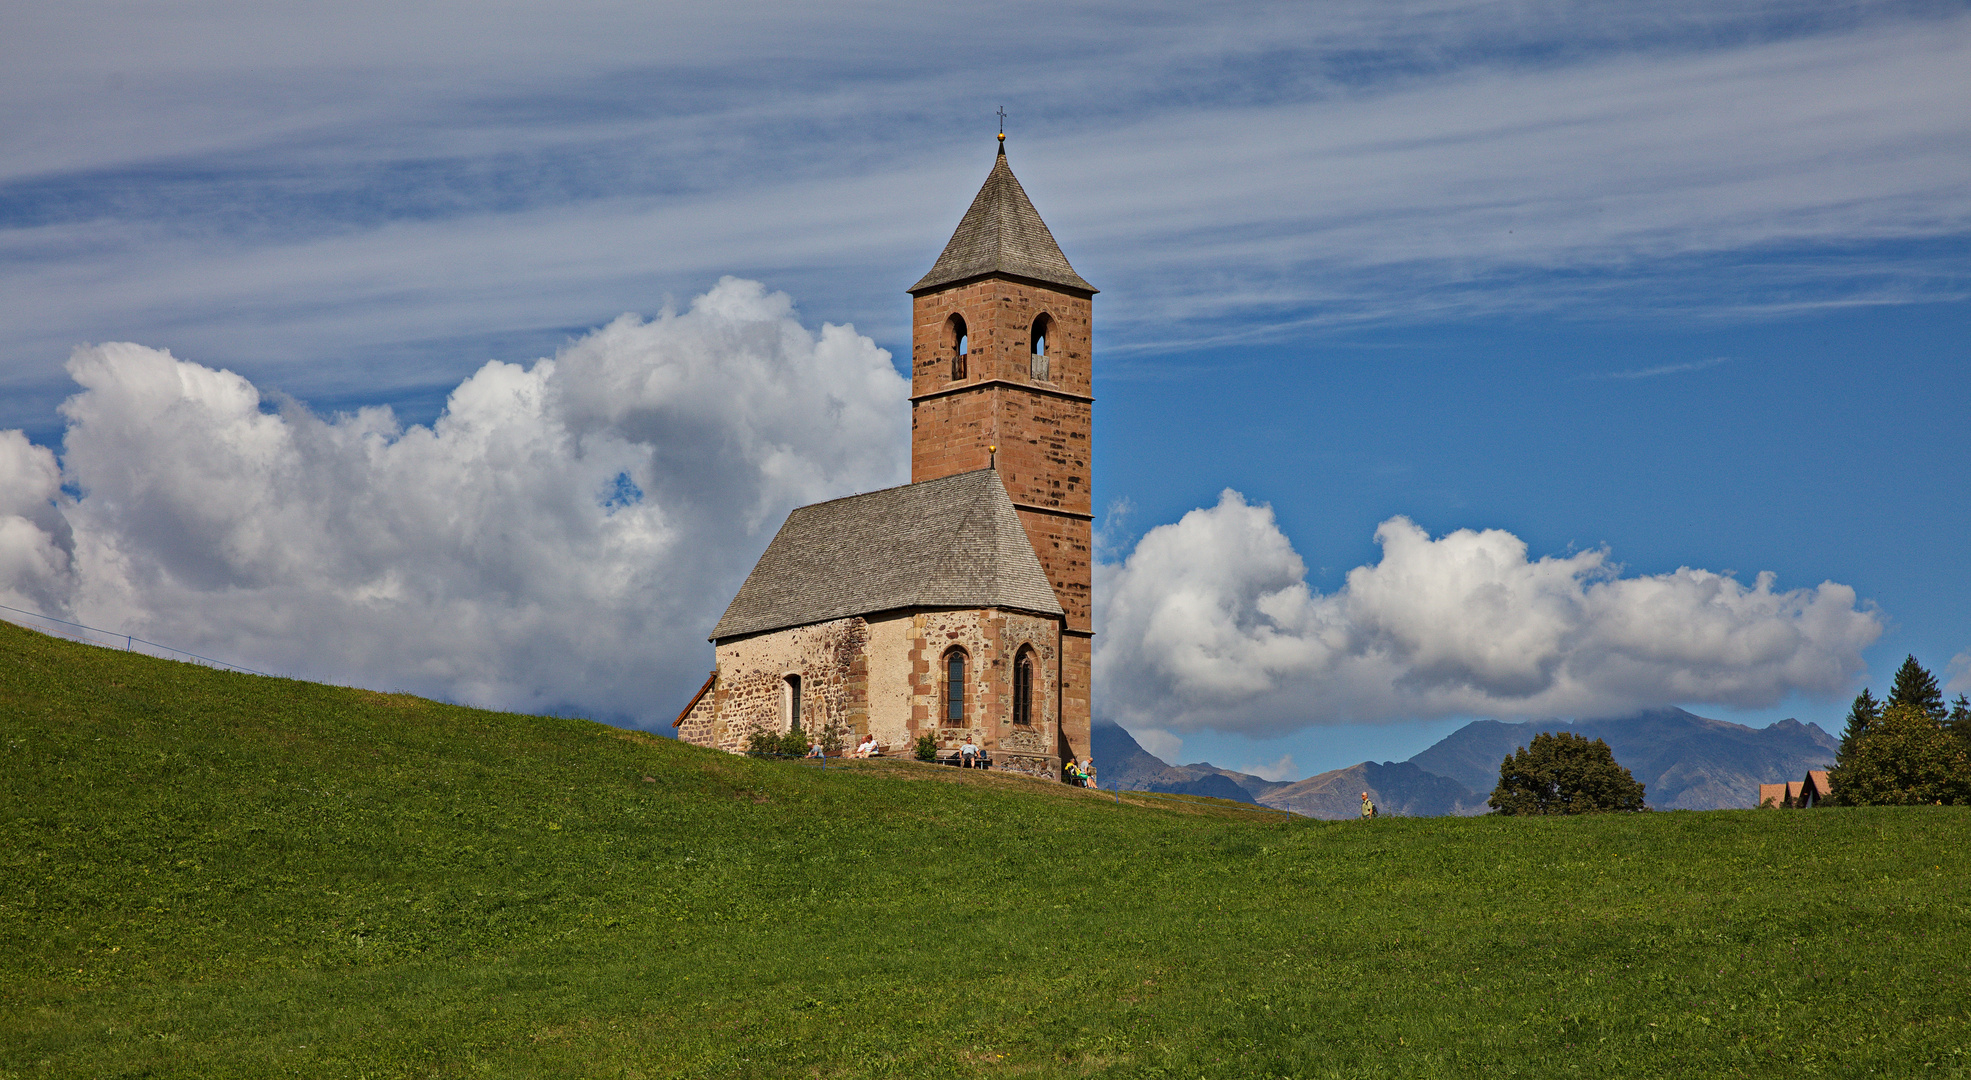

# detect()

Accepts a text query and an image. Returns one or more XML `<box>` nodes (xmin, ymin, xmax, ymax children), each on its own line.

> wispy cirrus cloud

<box><xmin>1581</xmin><ymin>357</ymin><xmax>1730</xmax><ymax>380</ymax></box>
<box><xmin>3</xmin><ymin>2</ymin><xmax>1968</xmax><ymax>432</ymax></box>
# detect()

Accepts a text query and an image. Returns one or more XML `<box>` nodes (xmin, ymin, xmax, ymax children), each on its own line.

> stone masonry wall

<box><xmin>1013</xmin><ymin>507</ymin><xmax>1091</xmax><ymax>632</ymax></box>
<box><xmin>910</xmin><ymin>277</ymin><xmax>1093</xmax><ymax>523</ymax></box>
<box><xmin>908</xmin><ymin>274</ymin><xmax>1094</xmax><ymax>739</ymax></box>
<box><xmin>675</xmin><ymin>679</ymin><xmax>718</xmax><ymax>747</ymax></box>
<box><xmin>911</xmin><ymin>277</ymin><xmax>1091</xmax><ymax>398</ymax></box>
<box><xmin>901</xmin><ymin>608</ymin><xmax>1063</xmax><ymax>779</ymax></box>
<box><xmin>691</xmin><ymin>617</ymin><xmax>869</xmax><ymax>754</ymax></box>
<box><xmin>690</xmin><ymin>607</ymin><xmax>1067</xmax><ymax>780</ymax></box>
<box><xmin>861</xmin><ymin>612</ymin><xmax>917</xmax><ymax>749</ymax></box>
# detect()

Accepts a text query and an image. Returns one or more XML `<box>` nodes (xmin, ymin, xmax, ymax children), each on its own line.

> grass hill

<box><xmin>5</xmin><ymin>619</ymin><xmax>1969</xmax><ymax>1078</ymax></box>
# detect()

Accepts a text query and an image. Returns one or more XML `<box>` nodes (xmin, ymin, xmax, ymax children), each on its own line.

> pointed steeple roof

<box><xmin>909</xmin><ymin>145</ymin><xmax>1095</xmax><ymax>296</ymax></box>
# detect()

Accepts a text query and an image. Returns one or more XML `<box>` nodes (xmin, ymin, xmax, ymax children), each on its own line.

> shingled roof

<box><xmin>909</xmin><ymin>145</ymin><xmax>1096</xmax><ymax>296</ymax></box>
<box><xmin>709</xmin><ymin>469</ymin><xmax>1064</xmax><ymax>641</ymax></box>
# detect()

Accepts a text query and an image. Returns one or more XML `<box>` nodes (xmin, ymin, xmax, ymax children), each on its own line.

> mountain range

<box><xmin>1090</xmin><ymin>707</ymin><xmax>1838</xmax><ymax>818</ymax></box>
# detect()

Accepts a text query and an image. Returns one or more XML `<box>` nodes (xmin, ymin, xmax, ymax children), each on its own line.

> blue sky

<box><xmin>2</xmin><ymin>0</ymin><xmax>1966</xmax><ymax>780</ymax></box>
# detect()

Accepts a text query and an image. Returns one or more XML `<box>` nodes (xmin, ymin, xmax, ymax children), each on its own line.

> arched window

<box><xmin>1029</xmin><ymin>314</ymin><xmax>1051</xmax><ymax>382</ymax></box>
<box><xmin>944</xmin><ymin>649</ymin><xmax>967</xmax><ymax>724</ymax></box>
<box><xmin>947</xmin><ymin>315</ymin><xmax>969</xmax><ymax>381</ymax></box>
<box><xmin>1013</xmin><ymin>648</ymin><xmax>1035</xmax><ymax>727</ymax></box>
<box><xmin>783</xmin><ymin>674</ymin><xmax>802</xmax><ymax>732</ymax></box>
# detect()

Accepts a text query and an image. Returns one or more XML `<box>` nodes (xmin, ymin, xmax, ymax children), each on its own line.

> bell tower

<box><xmin>907</xmin><ymin>132</ymin><xmax>1095</xmax><ymax>762</ymax></box>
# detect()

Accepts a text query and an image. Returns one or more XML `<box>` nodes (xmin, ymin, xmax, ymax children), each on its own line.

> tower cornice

<box><xmin>909</xmin><ymin>378</ymin><xmax>1094</xmax><ymax>405</ymax></box>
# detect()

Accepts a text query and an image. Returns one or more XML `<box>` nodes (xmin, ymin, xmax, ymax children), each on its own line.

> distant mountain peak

<box><xmin>1406</xmin><ymin>708</ymin><xmax>1838</xmax><ymax>810</ymax></box>
<box><xmin>1096</xmin><ymin>707</ymin><xmax>1838</xmax><ymax>817</ymax></box>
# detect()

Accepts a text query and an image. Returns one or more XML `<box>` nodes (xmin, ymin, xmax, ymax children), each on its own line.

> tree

<box><xmin>1887</xmin><ymin>655</ymin><xmax>1946</xmax><ymax>720</ymax></box>
<box><xmin>1946</xmin><ymin>694</ymin><xmax>1971</xmax><ymax>752</ymax></box>
<box><xmin>1826</xmin><ymin>702</ymin><xmax>1971</xmax><ymax>806</ymax></box>
<box><xmin>1835</xmin><ymin>688</ymin><xmax>1881</xmax><ymax>771</ymax></box>
<box><xmin>1489</xmin><ymin>731</ymin><xmax>1647</xmax><ymax>815</ymax></box>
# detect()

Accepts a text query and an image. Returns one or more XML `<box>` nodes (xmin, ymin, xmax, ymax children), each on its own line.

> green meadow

<box><xmin>3</xmin><ymin>619</ymin><xmax>1967</xmax><ymax>1078</ymax></box>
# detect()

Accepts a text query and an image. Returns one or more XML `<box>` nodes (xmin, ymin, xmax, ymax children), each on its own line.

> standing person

<box><xmin>961</xmin><ymin>736</ymin><xmax>980</xmax><ymax>768</ymax></box>
<box><xmin>1360</xmin><ymin>791</ymin><xmax>1377</xmax><ymax>819</ymax></box>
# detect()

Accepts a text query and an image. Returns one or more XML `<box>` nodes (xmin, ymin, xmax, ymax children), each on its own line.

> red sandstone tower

<box><xmin>907</xmin><ymin>133</ymin><xmax>1095</xmax><ymax>764</ymax></box>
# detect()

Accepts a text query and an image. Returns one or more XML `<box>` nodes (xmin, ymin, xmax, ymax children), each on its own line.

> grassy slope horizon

<box><xmin>3</xmin><ymin>619</ymin><xmax>1967</xmax><ymax>1078</ymax></box>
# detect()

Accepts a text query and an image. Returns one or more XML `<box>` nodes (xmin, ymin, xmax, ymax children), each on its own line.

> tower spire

<box><xmin>908</xmin><ymin>135</ymin><xmax>1094</xmax><ymax>296</ymax></box>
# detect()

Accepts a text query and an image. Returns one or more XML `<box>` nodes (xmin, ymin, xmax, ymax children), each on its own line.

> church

<box><xmin>674</xmin><ymin>132</ymin><xmax>1095</xmax><ymax>781</ymax></box>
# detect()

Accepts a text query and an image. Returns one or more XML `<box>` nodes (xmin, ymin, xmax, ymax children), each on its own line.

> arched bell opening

<box><xmin>1028</xmin><ymin>314</ymin><xmax>1051</xmax><ymax>382</ymax></box>
<box><xmin>947</xmin><ymin>314</ymin><xmax>969</xmax><ymax>381</ymax></box>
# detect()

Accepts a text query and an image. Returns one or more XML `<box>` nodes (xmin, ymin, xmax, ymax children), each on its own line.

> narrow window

<box><xmin>783</xmin><ymin>674</ymin><xmax>802</xmax><ymax>732</ymax></box>
<box><xmin>948</xmin><ymin>315</ymin><xmax>969</xmax><ymax>381</ymax></box>
<box><xmin>945</xmin><ymin>650</ymin><xmax>966</xmax><ymax>724</ymax></box>
<box><xmin>1029</xmin><ymin>314</ymin><xmax>1050</xmax><ymax>382</ymax></box>
<box><xmin>1013</xmin><ymin>649</ymin><xmax>1034</xmax><ymax>727</ymax></box>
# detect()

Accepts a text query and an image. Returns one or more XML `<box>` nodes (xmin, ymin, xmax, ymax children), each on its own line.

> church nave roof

<box><xmin>709</xmin><ymin>468</ymin><xmax>1064</xmax><ymax>641</ymax></box>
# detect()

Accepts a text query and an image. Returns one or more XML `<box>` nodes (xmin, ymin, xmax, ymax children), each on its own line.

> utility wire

<box><xmin>0</xmin><ymin>602</ymin><xmax>276</xmax><ymax>678</ymax></box>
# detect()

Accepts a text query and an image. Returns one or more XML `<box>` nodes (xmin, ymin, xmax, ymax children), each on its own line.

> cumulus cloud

<box><xmin>1131</xmin><ymin>727</ymin><xmax>1184</xmax><ymax>764</ymax></box>
<box><xmin>0</xmin><ymin>281</ymin><xmax>1888</xmax><ymax>734</ymax></box>
<box><xmin>1947</xmin><ymin>653</ymin><xmax>1971</xmax><ymax>696</ymax></box>
<box><xmin>1241</xmin><ymin>754</ymin><xmax>1298</xmax><ymax>783</ymax></box>
<box><xmin>1095</xmin><ymin>490</ymin><xmax>1883</xmax><ymax>732</ymax></box>
<box><xmin>0</xmin><ymin>277</ymin><xmax>907</xmax><ymax>721</ymax></box>
<box><xmin>0</xmin><ymin>430</ymin><xmax>72</xmax><ymax>614</ymax></box>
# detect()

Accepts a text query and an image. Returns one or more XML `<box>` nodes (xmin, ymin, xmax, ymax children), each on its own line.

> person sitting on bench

<box><xmin>960</xmin><ymin>737</ymin><xmax>980</xmax><ymax>768</ymax></box>
<box><xmin>855</xmin><ymin>734</ymin><xmax>880</xmax><ymax>758</ymax></box>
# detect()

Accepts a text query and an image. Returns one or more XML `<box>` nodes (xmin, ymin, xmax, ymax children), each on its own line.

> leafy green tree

<box><xmin>1887</xmin><ymin>655</ymin><xmax>1946</xmax><ymax>720</ymax></box>
<box><xmin>1827</xmin><ymin>702</ymin><xmax>1971</xmax><ymax>806</ymax></box>
<box><xmin>1835</xmin><ymin>688</ymin><xmax>1881</xmax><ymax>771</ymax></box>
<box><xmin>1489</xmin><ymin>731</ymin><xmax>1647</xmax><ymax>815</ymax></box>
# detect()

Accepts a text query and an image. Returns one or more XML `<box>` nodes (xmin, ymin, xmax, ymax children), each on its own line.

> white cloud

<box><xmin>1241</xmin><ymin>754</ymin><xmax>1299</xmax><ymax>783</ymax></box>
<box><xmin>1095</xmin><ymin>490</ymin><xmax>1883</xmax><ymax>733</ymax></box>
<box><xmin>0</xmin><ymin>283</ymin><xmax>1892</xmax><ymax>734</ymax></box>
<box><xmin>1129</xmin><ymin>727</ymin><xmax>1184</xmax><ymax>763</ymax></box>
<box><xmin>6</xmin><ymin>5</ymin><xmax>1970</xmax><ymax>429</ymax></box>
<box><xmin>0</xmin><ymin>430</ymin><xmax>72</xmax><ymax>615</ymax></box>
<box><xmin>0</xmin><ymin>278</ymin><xmax>907</xmax><ymax>722</ymax></box>
<box><xmin>1582</xmin><ymin>357</ymin><xmax>1729</xmax><ymax>380</ymax></box>
<box><xmin>1947</xmin><ymin>653</ymin><xmax>1971</xmax><ymax>696</ymax></box>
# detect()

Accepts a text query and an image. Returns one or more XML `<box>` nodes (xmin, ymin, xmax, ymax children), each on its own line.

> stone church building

<box><xmin>675</xmin><ymin>134</ymin><xmax>1095</xmax><ymax>780</ymax></box>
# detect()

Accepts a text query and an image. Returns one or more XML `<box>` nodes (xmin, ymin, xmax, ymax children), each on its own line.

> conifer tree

<box><xmin>1826</xmin><ymin>702</ymin><xmax>1971</xmax><ymax>806</ymax></box>
<box><xmin>1948</xmin><ymin>694</ymin><xmax>1971</xmax><ymax>750</ymax></box>
<box><xmin>1887</xmin><ymin>655</ymin><xmax>1946</xmax><ymax>720</ymax></box>
<box><xmin>1835</xmin><ymin>688</ymin><xmax>1880</xmax><ymax>771</ymax></box>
